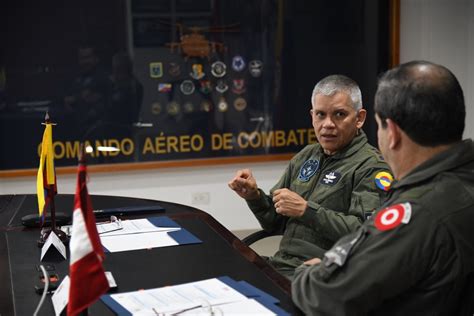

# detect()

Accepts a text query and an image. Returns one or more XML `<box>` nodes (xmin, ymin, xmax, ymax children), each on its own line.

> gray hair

<box><xmin>311</xmin><ymin>74</ymin><xmax>363</xmax><ymax>110</ymax></box>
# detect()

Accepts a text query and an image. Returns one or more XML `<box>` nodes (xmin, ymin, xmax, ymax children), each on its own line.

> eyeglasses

<box><xmin>97</xmin><ymin>216</ymin><xmax>123</xmax><ymax>235</ymax></box>
<box><xmin>60</xmin><ymin>215</ymin><xmax>123</xmax><ymax>237</ymax></box>
<box><xmin>152</xmin><ymin>298</ymin><xmax>223</xmax><ymax>315</ymax></box>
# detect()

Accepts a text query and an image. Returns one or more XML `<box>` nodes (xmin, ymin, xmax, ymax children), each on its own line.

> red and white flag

<box><xmin>68</xmin><ymin>161</ymin><xmax>109</xmax><ymax>315</ymax></box>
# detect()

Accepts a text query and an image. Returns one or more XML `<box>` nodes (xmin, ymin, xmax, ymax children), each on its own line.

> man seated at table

<box><xmin>229</xmin><ymin>75</ymin><xmax>392</xmax><ymax>279</ymax></box>
<box><xmin>292</xmin><ymin>61</ymin><xmax>474</xmax><ymax>315</ymax></box>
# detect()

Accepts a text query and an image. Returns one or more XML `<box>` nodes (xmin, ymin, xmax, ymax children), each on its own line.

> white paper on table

<box><xmin>99</xmin><ymin>230</ymin><xmax>180</xmax><ymax>252</ymax></box>
<box><xmin>51</xmin><ymin>275</ymin><xmax>70</xmax><ymax>316</ymax></box>
<box><xmin>61</xmin><ymin>218</ymin><xmax>180</xmax><ymax>237</ymax></box>
<box><xmin>98</xmin><ymin>218</ymin><xmax>180</xmax><ymax>236</ymax></box>
<box><xmin>108</xmin><ymin>278</ymin><xmax>249</xmax><ymax>315</ymax></box>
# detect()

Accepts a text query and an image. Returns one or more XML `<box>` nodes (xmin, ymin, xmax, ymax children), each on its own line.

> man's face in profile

<box><xmin>78</xmin><ymin>48</ymin><xmax>98</xmax><ymax>75</ymax></box>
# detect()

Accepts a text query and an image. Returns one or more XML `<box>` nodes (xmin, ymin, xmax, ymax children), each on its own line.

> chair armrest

<box><xmin>241</xmin><ymin>230</ymin><xmax>280</xmax><ymax>246</ymax></box>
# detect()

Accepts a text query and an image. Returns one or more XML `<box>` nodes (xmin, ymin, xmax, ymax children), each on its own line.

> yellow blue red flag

<box><xmin>36</xmin><ymin>121</ymin><xmax>57</xmax><ymax>222</ymax></box>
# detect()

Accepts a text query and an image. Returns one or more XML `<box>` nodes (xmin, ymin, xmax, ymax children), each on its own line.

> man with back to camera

<box><xmin>64</xmin><ymin>44</ymin><xmax>111</xmax><ymax>138</ymax></box>
<box><xmin>228</xmin><ymin>75</ymin><xmax>393</xmax><ymax>279</ymax></box>
<box><xmin>292</xmin><ymin>61</ymin><xmax>474</xmax><ymax>315</ymax></box>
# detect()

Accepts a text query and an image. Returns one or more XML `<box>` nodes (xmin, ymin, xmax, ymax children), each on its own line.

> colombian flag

<box><xmin>36</xmin><ymin>121</ymin><xmax>57</xmax><ymax>224</ymax></box>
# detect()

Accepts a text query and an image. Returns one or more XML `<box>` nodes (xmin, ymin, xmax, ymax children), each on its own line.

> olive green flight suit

<box><xmin>292</xmin><ymin>139</ymin><xmax>474</xmax><ymax>315</ymax></box>
<box><xmin>247</xmin><ymin>131</ymin><xmax>391</xmax><ymax>278</ymax></box>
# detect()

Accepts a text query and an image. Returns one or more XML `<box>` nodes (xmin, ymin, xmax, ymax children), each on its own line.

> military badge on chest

<box><xmin>320</xmin><ymin>171</ymin><xmax>342</xmax><ymax>186</ymax></box>
<box><xmin>298</xmin><ymin>159</ymin><xmax>320</xmax><ymax>182</ymax></box>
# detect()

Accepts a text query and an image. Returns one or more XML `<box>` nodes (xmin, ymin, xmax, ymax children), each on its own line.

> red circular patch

<box><xmin>374</xmin><ymin>204</ymin><xmax>405</xmax><ymax>231</ymax></box>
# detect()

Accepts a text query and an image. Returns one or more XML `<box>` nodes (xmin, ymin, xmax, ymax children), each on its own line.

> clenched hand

<box><xmin>272</xmin><ymin>188</ymin><xmax>308</xmax><ymax>217</ymax></box>
<box><xmin>228</xmin><ymin>169</ymin><xmax>260</xmax><ymax>200</ymax></box>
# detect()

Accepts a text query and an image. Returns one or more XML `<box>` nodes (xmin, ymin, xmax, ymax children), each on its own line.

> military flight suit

<box><xmin>247</xmin><ymin>131</ymin><xmax>391</xmax><ymax>278</ymax></box>
<box><xmin>292</xmin><ymin>139</ymin><xmax>474</xmax><ymax>315</ymax></box>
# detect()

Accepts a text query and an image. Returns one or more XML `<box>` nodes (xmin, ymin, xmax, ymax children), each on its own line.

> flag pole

<box><xmin>77</xmin><ymin>145</ymin><xmax>90</xmax><ymax>316</ymax></box>
<box><xmin>48</xmin><ymin>180</ymin><xmax>57</xmax><ymax>231</ymax></box>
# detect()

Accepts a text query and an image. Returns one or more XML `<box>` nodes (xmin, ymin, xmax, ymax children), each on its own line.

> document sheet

<box><xmin>103</xmin><ymin>277</ymin><xmax>277</xmax><ymax>315</ymax></box>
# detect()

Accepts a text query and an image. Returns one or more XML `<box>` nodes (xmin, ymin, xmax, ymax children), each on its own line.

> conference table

<box><xmin>0</xmin><ymin>194</ymin><xmax>301</xmax><ymax>315</ymax></box>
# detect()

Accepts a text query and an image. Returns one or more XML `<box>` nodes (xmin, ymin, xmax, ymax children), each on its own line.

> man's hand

<box><xmin>303</xmin><ymin>258</ymin><xmax>322</xmax><ymax>266</ymax></box>
<box><xmin>228</xmin><ymin>169</ymin><xmax>260</xmax><ymax>200</ymax></box>
<box><xmin>272</xmin><ymin>188</ymin><xmax>308</xmax><ymax>217</ymax></box>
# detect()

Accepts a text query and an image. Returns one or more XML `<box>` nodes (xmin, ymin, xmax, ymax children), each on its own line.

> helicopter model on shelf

<box><xmin>165</xmin><ymin>23</ymin><xmax>239</xmax><ymax>60</ymax></box>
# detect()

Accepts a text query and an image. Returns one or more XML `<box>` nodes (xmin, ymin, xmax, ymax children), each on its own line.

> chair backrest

<box><xmin>455</xmin><ymin>271</ymin><xmax>474</xmax><ymax>315</ymax></box>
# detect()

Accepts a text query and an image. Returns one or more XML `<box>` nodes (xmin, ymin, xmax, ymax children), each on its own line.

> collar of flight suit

<box><xmin>391</xmin><ymin>139</ymin><xmax>474</xmax><ymax>190</ymax></box>
<box><xmin>318</xmin><ymin>130</ymin><xmax>369</xmax><ymax>160</ymax></box>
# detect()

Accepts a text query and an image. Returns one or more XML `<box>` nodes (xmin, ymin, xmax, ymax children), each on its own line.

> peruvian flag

<box><xmin>68</xmin><ymin>161</ymin><xmax>109</xmax><ymax>315</ymax></box>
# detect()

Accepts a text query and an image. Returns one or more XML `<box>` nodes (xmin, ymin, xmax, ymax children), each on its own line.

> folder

<box><xmin>101</xmin><ymin>276</ymin><xmax>291</xmax><ymax>315</ymax></box>
<box><xmin>218</xmin><ymin>276</ymin><xmax>291</xmax><ymax>316</ymax></box>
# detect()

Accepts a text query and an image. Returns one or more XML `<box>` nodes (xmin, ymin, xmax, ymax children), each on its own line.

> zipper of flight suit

<box><xmin>308</xmin><ymin>154</ymin><xmax>334</xmax><ymax>196</ymax></box>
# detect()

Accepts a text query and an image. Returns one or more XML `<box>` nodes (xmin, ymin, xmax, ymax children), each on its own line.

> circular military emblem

<box><xmin>374</xmin><ymin>202</ymin><xmax>412</xmax><ymax>231</ymax></box>
<box><xmin>297</xmin><ymin>159</ymin><xmax>320</xmax><ymax>182</ymax></box>
<box><xmin>200</xmin><ymin>100</ymin><xmax>212</xmax><ymax>112</ymax></box>
<box><xmin>168</xmin><ymin>62</ymin><xmax>181</xmax><ymax>77</ymax></box>
<box><xmin>151</xmin><ymin>102</ymin><xmax>162</xmax><ymax>115</ymax></box>
<box><xmin>217</xmin><ymin>97</ymin><xmax>228</xmax><ymax>112</ymax></box>
<box><xmin>211</xmin><ymin>61</ymin><xmax>227</xmax><ymax>78</ymax></box>
<box><xmin>232</xmin><ymin>55</ymin><xmax>246</xmax><ymax>72</ymax></box>
<box><xmin>249</xmin><ymin>59</ymin><xmax>263</xmax><ymax>77</ymax></box>
<box><xmin>374</xmin><ymin>171</ymin><xmax>393</xmax><ymax>191</ymax></box>
<box><xmin>183</xmin><ymin>102</ymin><xmax>194</xmax><ymax>113</ymax></box>
<box><xmin>233</xmin><ymin>97</ymin><xmax>247</xmax><ymax>111</ymax></box>
<box><xmin>180</xmin><ymin>80</ymin><xmax>195</xmax><ymax>95</ymax></box>
<box><xmin>166</xmin><ymin>101</ymin><xmax>180</xmax><ymax>116</ymax></box>
<box><xmin>215</xmin><ymin>80</ymin><xmax>229</xmax><ymax>93</ymax></box>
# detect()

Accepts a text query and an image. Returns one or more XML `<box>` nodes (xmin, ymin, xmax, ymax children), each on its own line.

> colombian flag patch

<box><xmin>374</xmin><ymin>171</ymin><xmax>393</xmax><ymax>191</ymax></box>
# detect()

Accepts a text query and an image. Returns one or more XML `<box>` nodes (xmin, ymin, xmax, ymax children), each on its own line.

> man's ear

<box><xmin>356</xmin><ymin>109</ymin><xmax>367</xmax><ymax>129</ymax></box>
<box><xmin>386</xmin><ymin>119</ymin><xmax>401</xmax><ymax>149</ymax></box>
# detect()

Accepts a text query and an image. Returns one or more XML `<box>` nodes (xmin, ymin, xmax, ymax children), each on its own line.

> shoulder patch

<box><xmin>298</xmin><ymin>159</ymin><xmax>319</xmax><ymax>182</ymax></box>
<box><xmin>375</xmin><ymin>171</ymin><xmax>393</xmax><ymax>191</ymax></box>
<box><xmin>374</xmin><ymin>202</ymin><xmax>412</xmax><ymax>231</ymax></box>
<box><xmin>323</xmin><ymin>228</ymin><xmax>365</xmax><ymax>267</ymax></box>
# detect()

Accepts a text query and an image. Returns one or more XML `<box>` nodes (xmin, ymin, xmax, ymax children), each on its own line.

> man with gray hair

<box><xmin>229</xmin><ymin>74</ymin><xmax>392</xmax><ymax>279</ymax></box>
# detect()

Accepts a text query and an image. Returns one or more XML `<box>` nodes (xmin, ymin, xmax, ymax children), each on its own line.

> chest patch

<box><xmin>298</xmin><ymin>159</ymin><xmax>319</xmax><ymax>182</ymax></box>
<box><xmin>374</xmin><ymin>202</ymin><xmax>412</xmax><ymax>231</ymax></box>
<box><xmin>320</xmin><ymin>171</ymin><xmax>341</xmax><ymax>186</ymax></box>
<box><xmin>374</xmin><ymin>171</ymin><xmax>393</xmax><ymax>191</ymax></box>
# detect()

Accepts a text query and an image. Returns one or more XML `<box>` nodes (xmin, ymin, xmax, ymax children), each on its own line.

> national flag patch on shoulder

<box><xmin>374</xmin><ymin>171</ymin><xmax>393</xmax><ymax>191</ymax></box>
<box><xmin>374</xmin><ymin>202</ymin><xmax>412</xmax><ymax>231</ymax></box>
